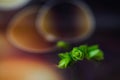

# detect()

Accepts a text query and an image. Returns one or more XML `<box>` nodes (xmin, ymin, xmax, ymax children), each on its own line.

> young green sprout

<box><xmin>57</xmin><ymin>41</ymin><xmax>70</xmax><ymax>49</ymax></box>
<box><xmin>57</xmin><ymin>42</ymin><xmax>104</xmax><ymax>69</ymax></box>
<box><xmin>58</xmin><ymin>52</ymin><xmax>72</xmax><ymax>69</ymax></box>
<box><xmin>71</xmin><ymin>47</ymin><xmax>84</xmax><ymax>61</ymax></box>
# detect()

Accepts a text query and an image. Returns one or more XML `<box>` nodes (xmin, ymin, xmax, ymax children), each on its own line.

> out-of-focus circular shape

<box><xmin>0</xmin><ymin>0</ymin><xmax>30</xmax><ymax>10</ymax></box>
<box><xmin>0</xmin><ymin>58</ymin><xmax>63</xmax><ymax>80</ymax></box>
<box><xmin>36</xmin><ymin>1</ymin><xmax>95</xmax><ymax>43</ymax></box>
<box><xmin>7</xmin><ymin>6</ymin><xmax>56</xmax><ymax>53</ymax></box>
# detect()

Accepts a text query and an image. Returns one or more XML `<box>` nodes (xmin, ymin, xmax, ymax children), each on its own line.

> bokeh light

<box><xmin>0</xmin><ymin>0</ymin><xmax>30</xmax><ymax>10</ymax></box>
<box><xmin>0</xmin><ymin>57</ymin><xmax>63</xmax><ymax>80</ymax></box>
<box><xmin>36</xmin><ymin>1</ymin><xmax>94</xmax><ymax>42</ymax></box>
<box><xmin>7</xmin><ymin>6</ymin><xmax>56</xmax><ymax>53</ymax></box>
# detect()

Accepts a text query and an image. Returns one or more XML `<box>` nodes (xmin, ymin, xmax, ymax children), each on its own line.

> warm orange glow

<box><xmin>0</xmin><ymin>33</ymin><xmax>14</xmax><ymax>58</ymax></box>
<box><xmin>0</xmin><ymin>58</ymin><xmax>63</xmax><ymax>80</ymax></box>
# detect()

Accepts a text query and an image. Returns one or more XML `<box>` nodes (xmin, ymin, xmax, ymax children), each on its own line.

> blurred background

<box><xmin>0</xmin><ymin>0</ymin><xmax>120</xmax><ymax>80</ymax></box>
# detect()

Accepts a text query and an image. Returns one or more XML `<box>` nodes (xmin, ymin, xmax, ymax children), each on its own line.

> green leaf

<box><xmin>58</xmin><ymin>53</ymin><xmax>67</xmax><ymax>59</ymax></box>
<box><xmin>58</xmin><ymin>53</ymin><xmax>72</xmax><ymax>69</ymax></box>
<box><xmin>57</xmin><ymin>44</ymin><xmax>104</xmax><ymax>69</ymax></box>
<box><xmin>88</xmin><ymin>45</ymin><xmax>99</xmax><ymax>51</ymax></box>
<box><xmin>88</xmin><ymin>49</ymin><xmax>104</xmax><ymax>61</ymax></box>
<box><xmin>79</xmin><ymin>45</ymin><xmax>88</xmax><ymax>59</ymax></box>
<box><xmin>71</xmin><ymin>47</ymin><xmax>84</xmax><ymax>61</ymax></box>
<box><xmin>56</xmin><ymin>41</ymin><xmax>69</xmax><ymax>49</ymax></box>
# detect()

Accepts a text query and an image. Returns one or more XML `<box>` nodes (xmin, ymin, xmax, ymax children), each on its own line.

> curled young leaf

<box><xmin>71</xmin><ymin>47</ymin><xmax>84</xmax><ymax>61</ymax></box>
<box><xmin>79</xmin><ymin>45</ymin><xmax>88</xmax><ymax>59</ymax></box>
